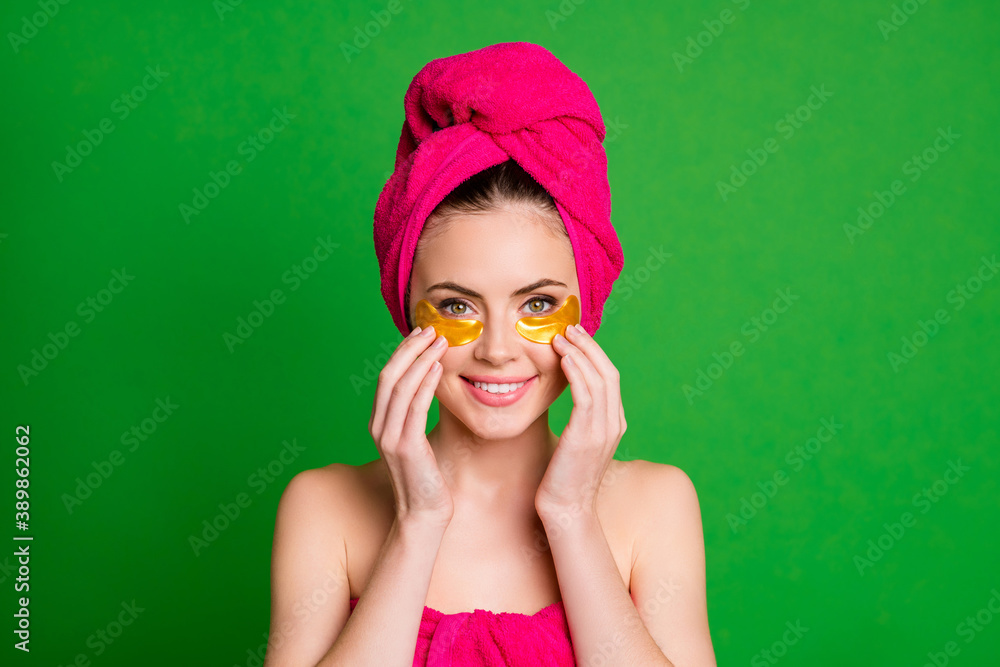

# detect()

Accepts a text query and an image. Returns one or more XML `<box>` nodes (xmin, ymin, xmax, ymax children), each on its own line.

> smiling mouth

<box><xmin>460</xmin><ymin>376</ymin><xmax>537</xmax><ymax>395</ymax></box>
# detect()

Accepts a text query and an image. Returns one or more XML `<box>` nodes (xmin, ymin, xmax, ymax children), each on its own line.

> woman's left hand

<box><xmin>535</xmin><ymin>323</ymin><xmax>627</xmax><ymax>519</ymax></box>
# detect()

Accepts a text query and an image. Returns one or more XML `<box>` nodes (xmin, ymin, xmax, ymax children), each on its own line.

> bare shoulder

<box><xmin>279</xmin><ymin>462</ymin><xmax>357</xmax><ymax>509</ymax></box>
<box><xmin>634</xmin><ymin>460</ymin><xmax>699</xmax><ymax>494</ymax></box>
<box><xmin>264</xmin><ymin>460</ymin><xmax>393</xmax><ymax>664</ymax></box>
<box><xmin>611</xmin><ymin>460</ymin><xmax>702</xmax><ymax>534</ymax></box>
<box><xmin>623</xmin><ymin>461</ymin><xmax>715</xmax><ymax>665</ymax></box>
<box><xmin>605</xmin><ymin>459</ymin><xmax>699</xmax><ymax>502</ymax></box>
<box><xmin>623</xmin><ymin>460</ymin><xmax>706</xmax><ymax>581</ymax></box>
<box><xmin>273</xmin><ymin>464</ymin><xmax>356</xmax><ymax>562</ymax></box>
<box><xmin>277</xmin><ymin>460</ymin><xmax>382</xmax><ymax>522</ymax></box>
<box><xmin>265</xmin><ymin>463</ymin><xmax>371</xmax><ymax>666</ymax></box>
<box><xmin>647</xmin><ymin>460</ymin><xmax>700</xmax><ymax>509</ymax></box>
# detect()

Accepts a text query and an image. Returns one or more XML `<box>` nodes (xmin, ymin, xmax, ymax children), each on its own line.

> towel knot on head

<box><xmin>374</xmin><ymin>41</ymin><xmax>624</xmax><ymax>337</ymax></box>
<box><xmin>404</xmin><ymin>42</ymin><xmax>606</xmax><ymax>140</ymax></box>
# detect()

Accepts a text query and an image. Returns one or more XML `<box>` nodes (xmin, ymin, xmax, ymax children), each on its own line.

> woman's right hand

<box><xmin>368</xmin><ymin>325</ymin><xmax>454</xmax><ymax>529</ymax></box>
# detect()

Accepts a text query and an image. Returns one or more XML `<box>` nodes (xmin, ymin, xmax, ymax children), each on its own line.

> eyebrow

<box><xmin>426</xmin><ymin>279</ymin><xmax>568</xmax><ymax>299</ymax></box>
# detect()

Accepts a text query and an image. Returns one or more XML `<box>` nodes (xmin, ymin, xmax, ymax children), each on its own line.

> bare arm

<box><xmin>266</xmin><ymin>324</ymin><xmax>454</xmax><ymax>666</ymax></box>
<box><xmin>262</xmin><ymin>466</ymin><xmax>450</xmax><ymax>667</ymax></box>
<box><xmin>538</xmin><ymin>507</ymin><xmax>674</xmax><ymax>666</ymax></box>
<box><xmin>261</xmin><ymin>466</ymin><xmax>350</xmax><ymax>666</ymax></box>
<box><xmin>537</xmin><ymin>462</ymin><xmax>715</xmax><ymax>666</ymax></box>
<box><xmin>629</xmin><ymin>463</ymin><xmax>715</xmax><ymax>665</ymax></box>
<box><xmin>314</xmin><ymin>515</ymin><xmax>448</xmax><ymax>667</ymax></box>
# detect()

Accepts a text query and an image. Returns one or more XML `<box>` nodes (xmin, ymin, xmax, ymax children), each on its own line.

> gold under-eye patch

<box><xmin>412</xmin><ymin>294</ymin><xmax>581</xmax><ymax>346</ymax></box>
<box><xmin>414</xmin><ymin>299</ymin><xmax>483</xmax><ymax>346</ymax></box>
<box><xmin>515</xmin><ymin>293</ymin><xmax>580</xmax><ymax>344</ymax></box>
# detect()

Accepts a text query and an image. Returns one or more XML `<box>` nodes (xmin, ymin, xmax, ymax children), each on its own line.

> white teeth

<box><xmin>472</xmin><ymin>380</ymin><xmax>526</xmax><ymax>394</ymax></box>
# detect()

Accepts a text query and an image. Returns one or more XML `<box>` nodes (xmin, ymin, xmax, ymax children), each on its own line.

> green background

<box><xmin>3</xmin><ymin>0</ymin><xmax>998</xmax><ymax>665</ymax></box>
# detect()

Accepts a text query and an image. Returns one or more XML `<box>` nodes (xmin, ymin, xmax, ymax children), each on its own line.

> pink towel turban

<box><xmin>373</xmin><ymin>41</ymin><xmax>624</xmax><ymax>338</ymax></box>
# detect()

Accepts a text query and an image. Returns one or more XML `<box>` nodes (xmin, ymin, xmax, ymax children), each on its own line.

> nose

<box><xmin>472</xmin><ymin>311</ymin><xmax>522</xmax><ymax>365</ymax></box>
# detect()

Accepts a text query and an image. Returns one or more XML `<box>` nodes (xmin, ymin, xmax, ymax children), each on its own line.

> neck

<box><xmin>428</xmin><ymin>406</ymin><xmax>558</xmax><ymax>509</ymax></box>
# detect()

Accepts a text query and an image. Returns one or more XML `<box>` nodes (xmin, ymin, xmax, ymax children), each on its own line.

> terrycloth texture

<box><xmin>373</xmin><ymin>41</ymin><xmax>624</xmax><ymax>337</ymax></box>
<box><xmin>348</xmin><ymin>596</ymin><xmax>576</xmax><ymax>666</ymax></box>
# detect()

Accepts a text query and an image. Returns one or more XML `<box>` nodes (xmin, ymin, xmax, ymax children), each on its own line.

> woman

<box><xmin>265</xmin><ymin>42</ymin><xmax>715</xmax><ymax>667</ymax></box>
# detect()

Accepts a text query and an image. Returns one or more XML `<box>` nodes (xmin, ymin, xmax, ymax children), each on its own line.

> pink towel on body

<box><xmin>373</xmin><ymin>41</ymin><xmax>624</xmax><ymax>338</ymax></box>
<box><xmin>348</xmin><ymin>597</ymin><xmax>576</xmax><ymax>666</ymax></box>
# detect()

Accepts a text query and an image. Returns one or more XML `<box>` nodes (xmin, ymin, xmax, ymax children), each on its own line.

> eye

<box><xmin>437</xmin><ymin>298</ymin><xmax>473</xmax><ymax>317</ymax></box>
<box><xmin>524</xmin><ymin>296</ymin><xmax>558</xmax><ymax>315</ymax></box>
<box><xmin>435</xmin><ymin>295</ymin><xmax>560</xmax><ymax>318</ymax></box>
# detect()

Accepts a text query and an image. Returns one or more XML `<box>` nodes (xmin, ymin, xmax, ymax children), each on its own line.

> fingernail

<box><xmin>421</xmin><ymin>326</ymin><xmax>435</xmax><ymax>338</ymax></box>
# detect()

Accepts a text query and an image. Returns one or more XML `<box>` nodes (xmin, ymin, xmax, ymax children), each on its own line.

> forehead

<box><xmin>412</xmin><ymin>210</ymin><xmax>578</xmax><ymax>290</ymax></box>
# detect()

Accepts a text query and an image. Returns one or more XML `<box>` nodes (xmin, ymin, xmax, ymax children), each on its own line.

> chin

<box><xmin>440</xmin><ymin>401</ymin><xmax>527</xmax><ymax>440</ymax></box>
<box><xmin>470</xmin><ymin>412</ymin><xmax>533</xmax><ymax>440</ymax></box>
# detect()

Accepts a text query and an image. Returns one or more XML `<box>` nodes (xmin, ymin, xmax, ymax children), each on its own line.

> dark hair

<box><xmin>403</xmin><ymin>159</ymin><xmax>568</xmax><ymax>330</ymax></box>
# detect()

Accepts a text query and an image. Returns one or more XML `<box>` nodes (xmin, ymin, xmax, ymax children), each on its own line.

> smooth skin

<box><xmin>264</xmin><ymin>204</ymin><xmax>716</xmax><ymax>666</ymax></box>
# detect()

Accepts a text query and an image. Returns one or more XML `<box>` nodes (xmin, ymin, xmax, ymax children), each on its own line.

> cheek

<box><xmin>528</xmin><ymin>347</ymin><xmax>565</xmax><ymax>379</ymax></box>
<box><xmin>439</xmin><ymin>347</ymin><xmax>470</xmax><ymax>371</ymax></box>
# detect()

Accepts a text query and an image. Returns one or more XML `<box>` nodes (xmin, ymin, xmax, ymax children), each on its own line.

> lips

<box><xmin>460</xmin><ymin>375</ymin><xmax>537</xmax><ymax>407</ymax></box>
<box><xmin>461</xmin><ymin>375</ymin><xmax>536</xmax><ymax>384</ymax></box>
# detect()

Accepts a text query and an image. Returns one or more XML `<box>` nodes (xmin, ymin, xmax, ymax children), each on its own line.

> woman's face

<box><xmin>408</xmin><ymin>206</ymin><xmax>580</xmax><ymax>439</ymax></box>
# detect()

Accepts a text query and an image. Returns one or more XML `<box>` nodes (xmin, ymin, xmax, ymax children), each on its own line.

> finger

<box><xmin>567</xmin><ymin>326</ymin><xmax>621</xmax><ymax>443</ymax></box>
<box><xmin>370</xmin><ymin>326</ymin><xmax>423</xmax><ymax>438</ymax></box>
<box><xmin>372</xmin><ymin>332</ymin><xmax>421</xmax><ymax>433</ymax></box>
<box><xmin>379</xmin><ymin>334</ymin><xmax>447</xmax><ymax>455</ymax></box>
<box><xmin>370</xmin><ymin>327</ymin><xmax>434</xmax><ymax>443</ymax></box>
<box><xmin>399</xmin><ymin>358</ymin><xmax>443</xmax><ymax>457</ymax></box>
<box><xmin>556</xmin><ymin>333</ymin><xmax>606</xmax><ymax>442</ymax></box>
<box><xmin>399</xmin><ymin>360</ymin><xmax>445</xmax><ymax>503</ymax></box>
<box><xmin>565</xmin><ymin>325</ymin><xmax>619</xmax><ymax>385</ymax></box>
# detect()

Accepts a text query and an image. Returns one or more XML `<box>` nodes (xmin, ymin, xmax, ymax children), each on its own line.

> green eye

<box><xmin>437</xmin><ymin>298</ymin><xmax>472</xmax><ymax>318</ymax></box>
<box><xmin>525</xmin><ymin>296</ymin><xmax>557</xmax><ymax>314</ymax></box>
<box><xmin>436</xmin><ymin>296</ymin><xmax>558</xmax><ymax>318</ymax></box>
